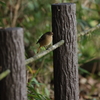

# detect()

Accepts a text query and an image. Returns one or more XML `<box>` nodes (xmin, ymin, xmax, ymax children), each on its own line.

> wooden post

<box><xmin>52</xmin><ymin>3</ymin><xmax>79</xmax><ymax>100</ymax></box>
<box><xmin>0</xmin><ymin>28</ymin><xmax>27</xmax><ymax>100</ymax></box>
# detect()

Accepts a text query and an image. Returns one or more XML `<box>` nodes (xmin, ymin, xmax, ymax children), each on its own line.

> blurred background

<box><xmin>0</xmin><ymin>0</ymin><xmax>100</xmax><ymax>100</ymax></box>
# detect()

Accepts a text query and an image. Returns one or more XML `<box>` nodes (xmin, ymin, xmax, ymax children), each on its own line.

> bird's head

<box><xmin>46</xmin><ymin>32</ymin><xmax>53</xmax><ymax>36</ymax></box>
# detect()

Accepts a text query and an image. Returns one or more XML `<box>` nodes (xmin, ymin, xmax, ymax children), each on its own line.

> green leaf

<box><xmin>0</xmin><ymin>69</ymin><xmax>10</xmax><ymax>80</ymax></box>
<box><xmin>0</xmin><ymin>1</ymin><xmax>6</xmax><ymax>6</ymax></box>
<box><xmin>79</xmin><ymin>67</ymin><xmax>90</xmax><ymax>74</ymax></box>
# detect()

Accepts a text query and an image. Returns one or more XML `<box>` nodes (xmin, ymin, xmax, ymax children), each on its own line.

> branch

<box><xmin>0</xmin><ymin>69</ymin><xmax>10</xmax><ymax>80</ymax></box>
<box><xmin>25</xmin><ymin>40</ymin><xmax>64</xmax><ymax>65</ymax></box>
<box><xmin>11</xmin><ymin>0</ymin><xmax>21</xmax><ymax>27</ymax></box>
<box><xmin>78</xmin><ymin>24</ymin><xmax>100</xmax><ymax>37</ymax></box>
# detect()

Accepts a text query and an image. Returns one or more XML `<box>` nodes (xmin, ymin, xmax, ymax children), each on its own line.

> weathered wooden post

<box><xmin>52</xmin><ymin>3</ymin><xmax>79</xmax><ymax>100</ymax></box>
<box><xmin>0</xmin><ymin>28</ymin><xmax>27</xmax><ymax>100</ymax></box>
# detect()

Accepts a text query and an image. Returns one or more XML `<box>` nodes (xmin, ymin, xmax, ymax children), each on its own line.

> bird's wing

<box><xmin>36</xmin><ymin>34</ymin><xmax>46</xmax><ymax>44</ymax></box>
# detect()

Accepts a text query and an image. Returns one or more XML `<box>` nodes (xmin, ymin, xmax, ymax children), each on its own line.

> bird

<box><xmin>36</xmin><ymin>32</ymin><xmax>53</xmax><ymax>53</ymax></box>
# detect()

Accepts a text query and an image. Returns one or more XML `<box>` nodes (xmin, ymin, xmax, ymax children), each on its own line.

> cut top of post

<box><xmin>0</xmin><ymin>27</ymin><xmax>23</xmax><ymax>31</ymax></box>
<box><xmin>5</xmin><ymin>27</ymin><xmax>23</xmax><ymax>31</ymax></box>
<box><xmin>52</xmin><ymin>3</ymin><xmax>75</xmax><ymax>6</ymax></box>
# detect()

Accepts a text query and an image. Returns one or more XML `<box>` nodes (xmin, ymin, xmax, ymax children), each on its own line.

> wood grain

<box><xmin>52</xmin><ymin>3</ymin><xmax>79</xmax><ymax>100</ymax></box>
<box><xmin>0</xmin><ymin>28</ymin><xmax>27</xmax><ymax>100</ymax></box>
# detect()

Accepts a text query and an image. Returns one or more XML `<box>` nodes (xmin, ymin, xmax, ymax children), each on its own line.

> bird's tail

<box><xmin>37</xmin><ymin>46</ymin><xmax>41</xmax><ymax>53</ymax></box>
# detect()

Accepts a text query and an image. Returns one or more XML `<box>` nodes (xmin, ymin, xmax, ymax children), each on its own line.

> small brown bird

<box><xmin>36</xmin><ymin>32</ymin><xmax>53</xmax><ymax>53</ymax></box>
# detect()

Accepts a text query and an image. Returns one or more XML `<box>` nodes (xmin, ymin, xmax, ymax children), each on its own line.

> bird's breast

<box><xmin>40</xmin><ymin>35</ymin><xmax>52</xmax><ymax>46</ymax></box>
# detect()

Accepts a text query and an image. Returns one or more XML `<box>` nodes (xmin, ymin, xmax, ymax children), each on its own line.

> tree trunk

<box><xmin>52</xmin><ymin>3</ymin><xmax>79</xmax><ymax>100</ymax></box>
<box><xmin>0</xmin><ymin>28</ymin><xmax>27</xmax><ymax>100</ymax></box>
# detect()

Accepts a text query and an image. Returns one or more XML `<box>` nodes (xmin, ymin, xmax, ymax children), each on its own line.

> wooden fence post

<box><xmin>52</xmin><ymin>3</ymin><xmax>79</xmax><ymax>100</ymax></box>
<box><xmin>0</xmin><ymin>28</ymin><xmax>27</xmax><ymax>100</ymax></box>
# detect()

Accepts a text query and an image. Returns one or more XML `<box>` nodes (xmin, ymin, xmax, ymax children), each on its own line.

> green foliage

<box><xmin>27</xmin><ymin>67</ymin><xmax>51</xmax><ymax>100</ymax></box>
<box><xmin>0</xmin><ymin>1</ymin><xmax>6</xmax><ymax>6</ymax></box>
<box><xmin>28</xmin><ymin>84</ymin><xmax>51</xmax><ymax>100</ymax></box>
